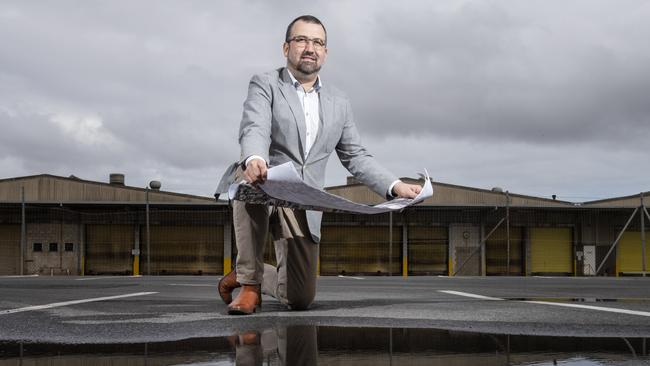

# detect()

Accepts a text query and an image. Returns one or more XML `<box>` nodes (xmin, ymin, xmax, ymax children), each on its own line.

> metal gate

<box><xmin>0</xmin><ymin>224</ymin><xmax>20</xmax><ymax>275</ymax></box>
<box><xmin>530</xmin><ymin>228</ymin><xmax>573</xmax><ymax>275</ymax></box>
<box><xmin>407</xmin><ymin>226</ymin><xmax>448</xmax><ymax>275</ymax></box>
<box><xmin>85</xmin><ymin>224</ymin><xmax>133</xmax><ymax>275</ymax></box>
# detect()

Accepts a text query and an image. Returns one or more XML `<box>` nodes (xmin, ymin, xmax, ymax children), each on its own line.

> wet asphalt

<box><xmin>0</xmin><ymin>275</ymin><xmax>649</xmax><ymax>343</ymax></box>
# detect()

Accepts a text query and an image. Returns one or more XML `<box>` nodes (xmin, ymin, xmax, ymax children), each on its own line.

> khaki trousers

<box><xmin>233</xmin><ymin>199</ymin><xmax>319</xmax><ymax>310</ymax></box>
<box><xmin>234</xmin><ymin>326</ymin><xmax>318</xmax><ymax>366</ymax></box>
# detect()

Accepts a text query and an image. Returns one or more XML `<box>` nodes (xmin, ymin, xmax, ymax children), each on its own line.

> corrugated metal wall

<box><xmin>0</xmin><ymin>224</ymin><xmax>20</xmax><ymax>275</ymax></box>
<box><xmin>320</xmin><ymin>225</ymin><xmax>401</xmax><ymax>275</ymax></box>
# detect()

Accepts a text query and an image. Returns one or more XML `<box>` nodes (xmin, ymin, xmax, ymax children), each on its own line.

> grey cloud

<box><xmin>0</xmin><ymin>1</ymin><xmax>648</xmax><ymax>199</ymax></box>
<box><xmin>325</xmin><ymin>1</ymin><xmax>650</xmax><ymax>145</ymax></box>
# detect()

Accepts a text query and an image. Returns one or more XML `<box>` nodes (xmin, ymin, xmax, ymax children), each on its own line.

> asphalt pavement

<box><xmin>1</xmin><ymin>275</ymin><xmax>649</xmax><ymax>343</ymax></box>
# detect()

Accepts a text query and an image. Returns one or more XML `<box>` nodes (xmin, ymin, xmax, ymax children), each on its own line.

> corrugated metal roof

<box><xmin>326</xmin><ymin>178</ymin><xmax>576</xmax><ymax>208</ymax></box>
<box><xmin>581</xmin><ymin>191</ymin><xmax>650</xmax><ymax>208</ymax></box>
<box><xmin>0</xmin><ymin>174</ymin><xmax>215</xmax><ymax>203</ymax></box>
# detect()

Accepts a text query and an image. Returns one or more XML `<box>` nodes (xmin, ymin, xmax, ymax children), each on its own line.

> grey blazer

<box><xmin>219</xmin><ymin>68</ymin><xmax>398</xmax><ymax>243</ymax></box>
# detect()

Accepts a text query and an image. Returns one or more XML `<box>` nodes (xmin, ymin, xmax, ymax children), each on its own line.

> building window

<box><xmin>49</xmin><ymin>243</ymin><xmax>58</xmax><ymax>252</ymax></box>
<box><xmin>65</xmin><ymin>243</ymin><xmax>74</xmax><ymax>252</ymax></box>
<box><xmin>33</xmin><ymin>243</ymin><xmax>42</xmax><ymax>252</ymax></box>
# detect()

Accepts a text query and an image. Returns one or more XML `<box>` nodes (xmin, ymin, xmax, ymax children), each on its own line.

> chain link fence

<box><xmin>1</xmin><ymin>202</ymin><xmax>648</xmax><ymax>277</ymax></box>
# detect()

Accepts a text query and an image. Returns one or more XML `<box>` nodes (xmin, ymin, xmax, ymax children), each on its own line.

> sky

<box><xmin>1</xmin><ymin>1</ymin><xmax>649</xmax><ymax>202</ymax></box>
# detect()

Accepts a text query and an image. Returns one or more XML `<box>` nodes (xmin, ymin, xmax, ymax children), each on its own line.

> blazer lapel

<box><xmin>277</xmin><ymin>68</ymin><xmax>307</xmax><ymax>161</ymax></box>
<box><xmin>308</xmin><ymin>85</ymin><xmax>332</xmax><ymax>161</ymax></box>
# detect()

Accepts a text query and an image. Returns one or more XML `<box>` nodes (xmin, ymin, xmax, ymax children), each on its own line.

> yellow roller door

<box><xmin>147</xmin><ymin>225</ymin><xmax>223</xmax><ymax>275</ymax></box>
<box><xmin>86</xmin><ymin>224</ymin><xmax>133</xmax><ymax>275</ymax></box>
<box><xmin>530</xmin><ymin>228</ymin><xmax>573</xmax><ymax>275</ymax></box>
<box><xmin>486</xmin><ymin>227</ymin><xmax>524</xmax><ymax>275</ymax></box>
<box><xmin>408</xmin><ymin>226</ymin><xmax>447</xmax><ymax>275</ymax></box>
<box><xmin>0</xmin><ymin>224</ymin><xmax>20</xmax><ymax>275</ymax></box>
<box><xmin>618</xmin><ymin>231</ymin><xmax>650</xmax><ymax>274</ymax></box>
<box><xmin>320</xmin><ymin>225</ymin><xmax>400</xmax><ymax>275</ymax></box>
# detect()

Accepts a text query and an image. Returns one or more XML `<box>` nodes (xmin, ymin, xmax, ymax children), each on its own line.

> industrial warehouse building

<box><xmin>0</xmin><ymin>173</ymin><xmax>648</xmax><ymax>277</ymax></box>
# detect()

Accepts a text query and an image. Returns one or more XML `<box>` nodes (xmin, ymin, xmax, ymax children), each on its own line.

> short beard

<box><xmin>296</xmin><ymin>61</ymin><xmax>321</xmax><ymax>76</ymax></box>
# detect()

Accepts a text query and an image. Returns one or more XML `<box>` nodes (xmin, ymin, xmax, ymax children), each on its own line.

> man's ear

<box><xmin>282</xmin><ymin>42</ymin><xmax>289</xmax><ymax>57</ymax></box>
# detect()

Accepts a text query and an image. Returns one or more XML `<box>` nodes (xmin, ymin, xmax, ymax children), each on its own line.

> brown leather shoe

<box><xmin>228</xmin><ymin>285</ymin><xmax>261</xmax><ymax>315</ymax></box>
<box><xmin>218</xmin><ymin>270</ymin><xmax>240</xmax><ymax>305</ymax></box>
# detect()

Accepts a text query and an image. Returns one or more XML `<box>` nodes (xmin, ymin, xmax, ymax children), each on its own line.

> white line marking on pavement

<box><xmin>0</xmin><ymin>275</ymin><xmax>39</xmax><ymax>278</ymax></box>
<box><xmin>168</xmin><ymin>284</ymin><xmax>216</xmax><ymax>287</ymax></box>
<box><xmin>337</xmin><ymin>275</ymin><xmax>365</xmax><ymax>280</ymax></box>
<box><xmin>438</xmin><ymin>290</ymin><xmax>503</xmax><ymax>301</ymax></box>
<box><xmin>76</xmin><ymin>276</ymin><xmax>141</xmax><ymax>281</ymax></box>
<box><xmin>0</xmin><ymin>292</ymin><xmax>158</xmax><ymax>315</ymax></box>
<box><xmin>524</xmin><ymin>300</ymin><xmax>650</xmax><ymax>317</ymax></box>
<box><xmin>440</xmin><ymin>290</ymin><xmax>650</xmax><ymax>317</ymax></box>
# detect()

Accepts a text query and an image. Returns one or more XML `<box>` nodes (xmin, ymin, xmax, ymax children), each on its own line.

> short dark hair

<box><xmin>285</xmin><ymin>15</ymin><xmax>327</xmax><ymax>45</ymax></box>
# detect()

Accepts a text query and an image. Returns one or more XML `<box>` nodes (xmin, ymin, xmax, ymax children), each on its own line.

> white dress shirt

<box><xmin>287</xmin><ymin>70</ymin><xmax>321</xmax><ymax>157</ymax></box>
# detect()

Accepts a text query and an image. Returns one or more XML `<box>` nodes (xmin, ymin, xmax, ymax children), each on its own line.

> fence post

<box><xmin>223</xmin><ymin>207</ymin><xmax>232</xmax><ymax>275</ymax></box>
<box><xmin>146</xmin><ymin>187</ymin><xmax>151</xmax><ymax>276</ymax></box>
<box><xmin>642</xmin><ymin>193</ymin><xmax>646</xmax><ymax>277</ymax></box>
<box><xmin>133</xmin><ymin>225</ymin><xmax>140</xmax><ymax>276</ymax></box>
<box><xmin>20</xmin><ymin>186</ymin><xmax>25</xmax><ymax>276</ymax></box>
<box><xmin>389</xmin><ymin>211</ymin><xmax>393</xmax><ymax>276</ymax></box>
<box><xmin>506</xmin><ymin>191</ymin><xmax>510</xmax><ymax>276</ymax></box>
<box><xmin>402</xmin><ymin>219</ymin><xmax>408</xmax><ymax>277</ymax></box>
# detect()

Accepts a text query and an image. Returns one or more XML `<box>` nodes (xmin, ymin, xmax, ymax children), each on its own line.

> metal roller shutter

<box><xmin>486</xmin><ymin>227</ymin><xmax>524</xmax><ymax>276</ymax></box>
<box><xmin>320</xmin><ymin>225</ymin><xmax>400</xmax><ymax>275</ymax></box>
<box><xmin>0</xmin><ymin>224</ymin><xmax>20</xmax><ymax>275</ymax></box>
<box><xmin>530</xmin><ymin>228</ymin><xmax>573</xmax><ymax>275</ymax></box>
<box><xmin>147</xmin><ymin>225</ymin><xmax>223</xmax><ymax>275</ymax></box>
<box><xmin>618</xmin><ymin>231</ymin><xmax>650</xmax><ymax>274</ymax></box>
<box><xmin>85</xmin><ymin>224</ymin><xmax>133</xmax><ymax>275</ymax></box>
<box><xmin>407</xmin><ymin>226</ymin><xmax>448</xmax><ymax>275</ymax></box>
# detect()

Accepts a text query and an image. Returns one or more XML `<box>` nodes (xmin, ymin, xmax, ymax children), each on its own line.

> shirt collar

<box><xmin>287</xmin><ymin>68</ymin><xmax>322</xmax><ymax>92</ymax></box>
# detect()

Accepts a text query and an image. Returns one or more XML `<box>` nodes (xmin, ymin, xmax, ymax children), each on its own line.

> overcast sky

<box><xmin>1</xmin><ymin>1</ymin><xmax>649</xmax><ymax>201</ymax></box>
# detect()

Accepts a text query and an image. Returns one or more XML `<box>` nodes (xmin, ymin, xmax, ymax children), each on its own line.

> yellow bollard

<box><xmin>223</xmin><ymin>256</ymin><xmax>232</xmax><ymax>275</ymax></box>
<box><xmin>133</xmin><ymin>255</ymin><xmax>140</xmax><ymax>276</ymax></box>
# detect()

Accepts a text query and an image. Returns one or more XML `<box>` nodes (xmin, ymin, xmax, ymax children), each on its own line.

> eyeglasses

<box><xmin>287</xmin><ymin>36</ymin><xmax>326</xmax><ymax>49</ymax></box>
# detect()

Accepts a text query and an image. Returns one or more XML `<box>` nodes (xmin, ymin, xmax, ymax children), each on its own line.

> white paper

<box><xmin>229</xmin><ymin>162</ymin><xmax>432</xmax><ymax>214</ymax></box>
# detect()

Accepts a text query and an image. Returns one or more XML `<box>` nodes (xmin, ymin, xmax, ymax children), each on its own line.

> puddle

<box><xmin>0</xmin><ymin>326</ymin><xmax>648</xmax><ymax>365</ymax></box>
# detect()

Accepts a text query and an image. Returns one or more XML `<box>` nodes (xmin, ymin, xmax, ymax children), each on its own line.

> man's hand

<box><xmin>244</xmin><ymin>159</ymin><xmax>267</xmax><ymax>185</ymax></box>
<box><xmin>392</xmin><ymin>182</ymin><xmax>422</xmax><ymax>199</ymax></box>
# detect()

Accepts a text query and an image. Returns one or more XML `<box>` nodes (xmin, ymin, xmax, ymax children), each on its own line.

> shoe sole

<box><xmin>227</xmin><ymin>306</ymin><xmax>257</xmax><ymax>315</ymax></box>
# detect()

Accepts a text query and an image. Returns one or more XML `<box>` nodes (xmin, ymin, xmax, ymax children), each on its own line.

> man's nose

<box><xmin>303</xmin><ymin>40</ymin><xmax>316</xmax><ymax>52</ymax></box>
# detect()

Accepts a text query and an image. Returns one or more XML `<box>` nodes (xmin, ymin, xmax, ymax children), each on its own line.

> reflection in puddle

<box><xmin>0</xmin><ymin>326</ymin><xmax>648</xmax><ymax>365</ymax></box>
